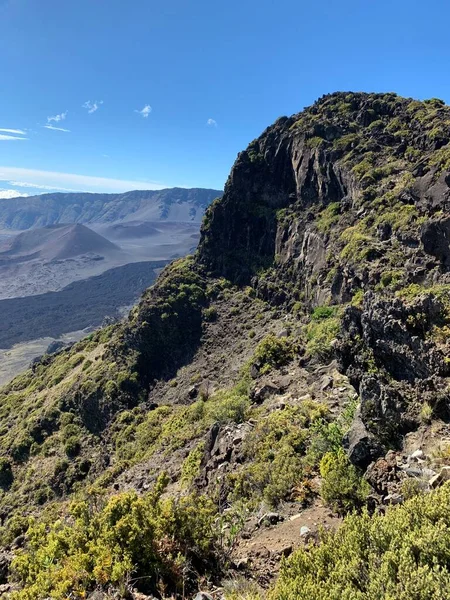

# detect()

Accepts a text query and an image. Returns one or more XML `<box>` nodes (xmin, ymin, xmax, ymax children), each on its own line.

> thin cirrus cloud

<box><xmin>0</xmin><ymin>134</ymin><xmax>28</xmax><ymax>141</ymax></box>
<box><xmin>0</xmin><ymin>128</ymin><xmax>28</xmax><ymax>141</ymax></box>
<box><xmin>0</xmin><ymin>128</ymin><xmax>27</xmax><ymax>135</ymax></box>
<box><xmin>44</xmin><ymin>124</ymin><xmax>71</xmax><ymax>133</ymax></box>
<box><xmin>135</xmin><ymin>104</ymin><xmax>152</xmax><ymax>118</ymax></box>
<box><xmin>8</xmin><ymin>180</ymin><xmax>80</xmax><ymax>192</ymax></box>
<box><xmin>0</xmin><ymin>166</ymin><xmax>168</xmax><ymax>194</ymax></box>
<box><xmin>82</xmin><ymin>100</ymin><xmax>103</xmax><ymax>114</ymax></box>
<box><xmin>206</xmin><ymin>118</ymin><xmax>217</xmax><ymax>127</ymax></box>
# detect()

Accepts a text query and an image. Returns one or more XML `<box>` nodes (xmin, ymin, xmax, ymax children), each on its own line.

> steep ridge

<box><xmin>0</xmin><ymin>188</ymin><xmax>222</xmax><ymax>230</ymax></box>
<box><xmin>2</xmin><ymin>93</ymin><xmax>450</xmax><ymax>599</ymax></box>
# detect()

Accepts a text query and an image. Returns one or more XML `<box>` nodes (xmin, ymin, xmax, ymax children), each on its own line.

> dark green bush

<box><xmin>0</xmin><ymin>457</ymin><xmax>13</xmax><ymax>488</ymax></box>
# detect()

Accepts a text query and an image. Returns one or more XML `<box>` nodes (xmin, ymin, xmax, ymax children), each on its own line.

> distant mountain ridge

<box><xmin>0</xmin><ymin>187</ymin><xmax>222</xmax><ymax>230</ymax></box>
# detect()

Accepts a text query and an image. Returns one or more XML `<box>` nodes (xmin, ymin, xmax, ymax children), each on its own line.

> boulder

<box><xmin>429</xmin><ymin>466</ymin><xmax>450</xmax><ymax>488</ymax></box>
<box><xmin>0</xmin><ymin>551</ymin><xmax>11</xmax><ymax>584</ymax></box>
<box><xmin>421</xmin><ymin>218</ymin><xmax>450</xmax><ymax>265</ymax></box>
<box><xmin>251</xmin><ymin>382</ymin><xmax>280</xmax><ymax>403</ymax></box>
<box><xmin>344</xmin><ymin>409</ymin><xmax>383</xmax><ymax>469</ymax></box>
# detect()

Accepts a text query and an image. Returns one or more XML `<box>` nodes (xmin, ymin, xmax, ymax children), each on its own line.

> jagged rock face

<box><xmin>198</xmin><ymin>115</ymin><xmax>348</xmax><ymax>284</ymax></box>
<box><xmin>199</xmin><ymin>92</ymin><xmax>450</xmax><ymax>304</ymax></box>
<box><xmin>338</xmin><ymin>292</ymin><xmax>450</xmax><ymax>466</ymax></box>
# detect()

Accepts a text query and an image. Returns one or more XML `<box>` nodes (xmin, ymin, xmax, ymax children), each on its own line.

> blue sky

<box><xmin>0</xmin><ymin>0</ymin><xmax>449</xmax><ymax>197</ymax></box>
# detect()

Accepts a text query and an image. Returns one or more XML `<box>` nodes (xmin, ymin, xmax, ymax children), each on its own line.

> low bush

<box><xmin>270</xmin><ymin>483</ymin><xmax>450</xmax><ymax>600</ymax></box>
<box><xmin>251</xmin><ymin>334</ymin><xmax>296</xmax><ymax>374</ymax></box>
<box><xmin>11</xmin><ymin>475</ymin><xmax>218</xmax><ymax>599</ymax></box>
<box><xmin>319</xmin><ymin>449</ymin><xmax>369</xmax><ymax>514</ymax></box>
<box><xmin>305</xmin><ymin>313</ymin><xmax>340</xmax><ymax>360</ymax></box>
<box><xmin>228</xmin><ymin>401</ymin><xmax>328</xmax><ymax>507</ymax></box>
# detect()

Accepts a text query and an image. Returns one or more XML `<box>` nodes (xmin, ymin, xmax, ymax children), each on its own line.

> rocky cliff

<box><xmin>2</xmin><ymin>92</ymin><xmax>450</xmax><ymax>599</ymax></box>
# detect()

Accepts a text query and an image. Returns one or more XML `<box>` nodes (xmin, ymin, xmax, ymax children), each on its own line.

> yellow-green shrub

<box><xmin>319</xmin><ymin>449</ymin><xmax>369</xmax><ymax>514</ymax></box>
<box><xmin>271</xmin><ymin>483</ymin><xmax>450</xmax><ymax>600</ymax></box>
<box><xmin>11</xmin><ymin>476</ymin><xmax>218</xmax><ymax>599</ymax></box>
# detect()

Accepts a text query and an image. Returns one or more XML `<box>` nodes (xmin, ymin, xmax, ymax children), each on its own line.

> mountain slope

<box><xmin>3</xmin><ymin>92</ymin><xmax>450</xmax><ymax>599</ymax></box>
<box><xmin>0</xmin><ymin>223</ymin><xmax>120</xmax><ymax>263</ymax></box>
<box><xmin>0</xmin><ymin>187</ymin><xmax>222</xmax><ymax>230</ymax></box>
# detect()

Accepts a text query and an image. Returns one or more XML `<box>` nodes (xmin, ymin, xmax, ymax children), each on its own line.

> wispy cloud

<box><xmin>0</xmin><ymin>134</ymin><xmax>28</xmax><ymax>141</ymax></box>
<box><xmin>0</xmin><ymin>166</ymin><xmax>168</xmax><ymax>193</ymax></box>
<box><xmin>135</xmin><ymin>104</ymin><xmax>152</xmax><ymax>118</ymax></box>
<box><xmin>82</xmin><ymin>100</ymin><xmax>103</xmax><ymax>114</ymax></box>
<box><xmin>206</xmin><ymin>118</ymin><xmax>217</xmax><ymax>127</ymax></box>
<box><xmin>8</xmin><ymin>180</ymin><xmax>79</xmax><ymax>192</ymax></box>
<box><xmin>0</xmin><ymin>128</ymin><xmax>26</xmax><ymax>135</ymax></box>
<box><xmin>44</xmin><ymin>125</ymin><xmax>71</xmax><ymax>133</ymax></box>
<box><xmin>0</xmin><ymin>189</ymin><xmax>29</xmax><ymax>199</ymax></box>
<box><xmin>47</xmin><ymin>111</ymin><xmax>68</xmax><ymax>123</ymax></box>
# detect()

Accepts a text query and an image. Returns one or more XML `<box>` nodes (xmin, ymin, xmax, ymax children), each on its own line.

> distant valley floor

<box><xmin>0</xmin><ymin>260</ymin><xmax>167</xmax><ymax>350</ymax></box>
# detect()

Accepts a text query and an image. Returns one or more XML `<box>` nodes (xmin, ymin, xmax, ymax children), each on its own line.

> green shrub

<box><xmin>316</xmin><ymin>202</ymin><xmax>341</xmax><ymax>233</ymax></box>
<box><xmin>64</xmin><ymin>436</ymin><xmax>81</xmax><ymax>457</ymax></box>
<box><xmin>181</xmin><ymin>441</ymin><xmax>205</xmax><ymax>487</ymax></box>
<box><xmin>270</xmin><ymin>483</ymin><xmax>450</xmax><ymax>600</ymax></box>
<box><xmin>420</xmin><ymin>401</ymin><xmax>433</xmax><ymax>423</ymax></box>
<box><xmin>251</xmin><ymin>334</ymin><xmax>296</xmax><ymax>374</ymax></box>
<box><xmin>305</xmin><ymin>310</ymin><xmax>341</xmax><ymax>360</ymax></box>
<box><xmin>10</xmin><ymin>475</ymin><xmax>218</xmax><ymax>599</ymax></box>
<box><xmin>311</xmin><ymin>305</ymin><xmax>336</xmax><ymax>321</ymax></box>
<box><xmin>203</xmin><ymin>306</ymin><xmax>218</xmax><ymax>321</ymax></box>
<box><xmin>319</xmin><ymin>449</ymin><xmax>369</xmax><ymax>514</ymax></box>
<box><xmin>229</xmin><ymin>402</ymin><xmax>328</xmax><ymax>507</ymax></box>
<box><xmin>206</xmin><ymin>388</ymin><xmax>249</xmax><ymax>424</ymax></box>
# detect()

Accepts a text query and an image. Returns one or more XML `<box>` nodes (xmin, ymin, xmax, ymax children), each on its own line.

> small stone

<box><xmin>290</xmin><ymin>513</ymin><xmax>302</xmax><ymax>521</ymax></box>
<box><xmin>277</xmin><ymin>329</ymin><xmax>289</xmax><ymax>338</ymax></box>
<box><xmin>383</xmin><ymin>493</ymin><xmax>404</xmax><ymax>505</ymax></box>
<box><xmin>320</xmin><ymin>375</ymin><xmax>333</xmax><ymax>391</ymax></box>
<box><xmin>405</xmin><ymin>467</ymin><xmax>422</xmax><ymax>477</ymax></box>
<box><xmin>11</xmin><ymin>535</ymin><xmax>25</xmax><ymax>549</ymax></box>
<box><xmin>258</xmin><ymin>512</ymin><xmax>281</xmax><ymax>527</ymax></box>
<box><xmin>252</xmin><ymin>382</ymin><xmax>280</xmax><ymax>403</ymax></box>
<box><xmin>300</xmin><ymin>526</ymin><xmax>312</xmax><ymax>538</ymax></box>
<box><xmin>232</xmin><ymin>557</ymin><xmax>249</xmax><ymax>570</ymax></box>
<box><xmin>410</xmin><ymin>449</ymin><xmax>424</xmax><ymax>460</ymax></box>
<box><xmin>278</xmin><ymin>544</ymin><xmax>293</xmax><ymax>558</ymax></box>
<box><xmin>188</xmin><ymin>386</ymin><xmax>198</xmax><ymax>399</ymax></box>
<box><xmin>194</xmin><ymin>593</ymin><xmax>214</xmax><ymax>600</ymax></box>
<box><xmin>250</xmin><ymin>364</ymin><xmax>260</xmax><ymax>379</ymax></box>
<box><xmin>422</xmin><ymin>468</ymin><xmax>437</xmax><ymax>478</ymax></box>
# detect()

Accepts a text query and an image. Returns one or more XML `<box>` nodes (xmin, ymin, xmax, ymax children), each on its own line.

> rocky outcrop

<box><xmin>421</xmin><ymin>218</ymin><xmax>450</xmax><ymax>266</ymax></box>
<box><xmin>338</xmin><ymin>290</ymin><xmax>450</xmax><ymax>466</ymax></box>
